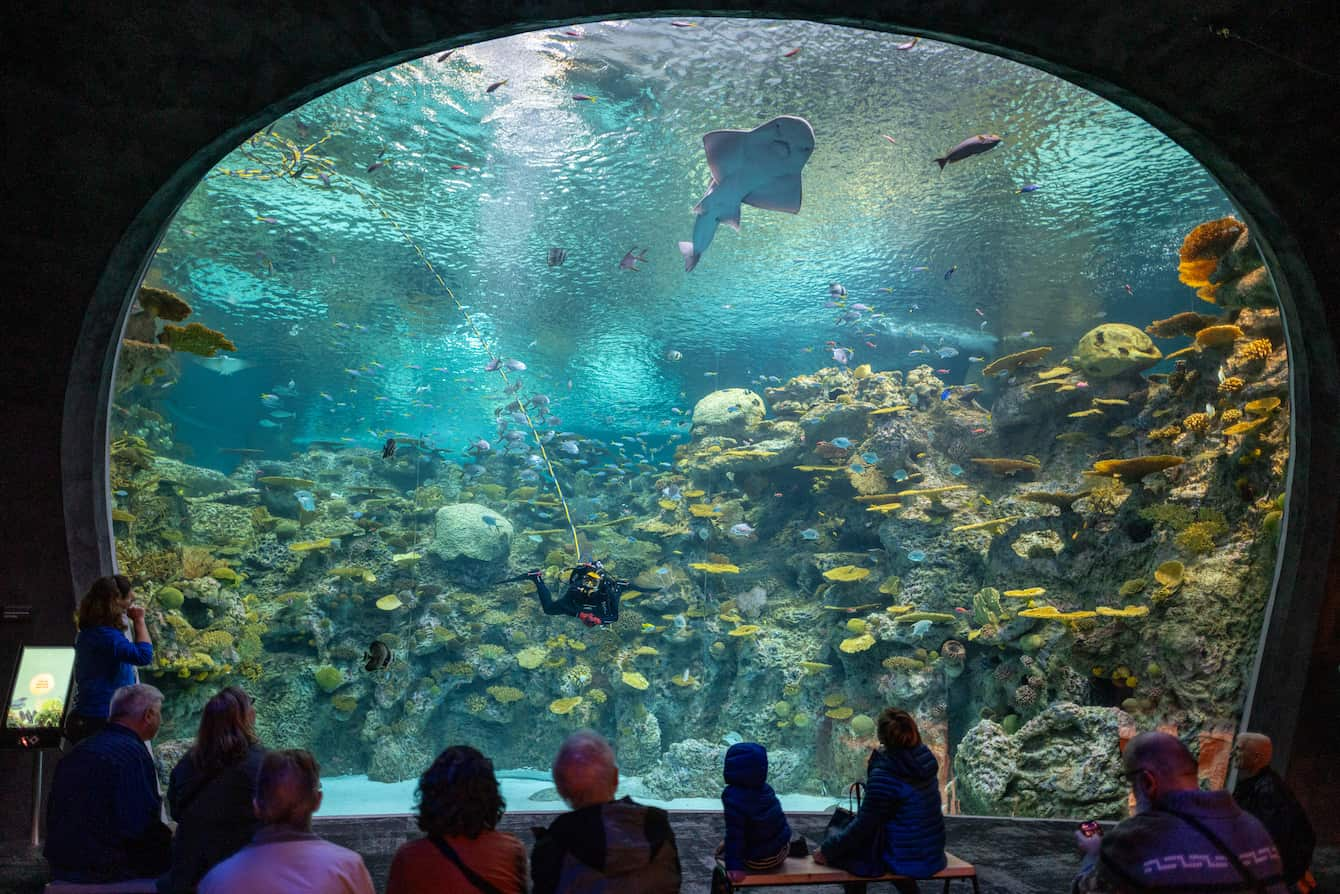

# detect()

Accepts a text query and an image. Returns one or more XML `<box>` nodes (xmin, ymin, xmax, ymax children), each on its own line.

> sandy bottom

<box><xmin>318</xmin><ymin>771</ymin><xmax>841</xmax><ymax>816</ymax></box>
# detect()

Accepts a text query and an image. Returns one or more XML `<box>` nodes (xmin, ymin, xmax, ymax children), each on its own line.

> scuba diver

<box><xmin>500</xmin><ymin>560</ymin><xmax>632</xmax><ymax>627</ymax></box>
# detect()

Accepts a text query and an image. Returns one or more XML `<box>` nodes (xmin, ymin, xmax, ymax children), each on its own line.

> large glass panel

<box><xmin>108</xmin><ymin>18</ymin><xmax>1289</xmax><ymax>817</ymax></box>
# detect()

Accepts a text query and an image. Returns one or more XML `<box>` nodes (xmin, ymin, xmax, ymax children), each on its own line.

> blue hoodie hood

<box><xmin>723</xmin><ymin>742</ymin><xmax>769</xmax><ymax>787</ymax></box>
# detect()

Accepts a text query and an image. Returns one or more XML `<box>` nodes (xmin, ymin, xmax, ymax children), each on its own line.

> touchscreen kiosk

<box><xmin>3</xmin><ymin>646</ymin><xmax>75</xmax><ymax>749</ymax></box>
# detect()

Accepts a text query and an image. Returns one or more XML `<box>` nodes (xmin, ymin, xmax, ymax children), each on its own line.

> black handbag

<box><xmin>822</xmin><ymin>781</ymin><xmax>886</xmax><ymax>877</ymax></box>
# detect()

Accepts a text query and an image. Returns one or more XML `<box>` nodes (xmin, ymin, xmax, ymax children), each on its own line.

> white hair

<box><xmin>109</xmin><ymin>683</ymin><xmax>162</xmax><ymax>719</ymax></box>
<box><xmin>553</xmin><ymin>730</ymin><xmax>617</xmax><ymax>808</ymax></box>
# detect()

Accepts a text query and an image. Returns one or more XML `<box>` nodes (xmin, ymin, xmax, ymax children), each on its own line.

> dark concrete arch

<box><xmin>4</xmin><ymin>1</ymin><xmax>1337</xmax><ymax>838</ymax></box>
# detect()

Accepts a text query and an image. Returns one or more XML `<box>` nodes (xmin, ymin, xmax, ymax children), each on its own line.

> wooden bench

<box><xmin>712</xmin><ymin>851</ymin><xmax>979</xmax><ymax>893</ymax></box>
<box><xmin>43</xmin><ymin>881</ymin><xmax>159</xmax><ymax>893</ymax></box>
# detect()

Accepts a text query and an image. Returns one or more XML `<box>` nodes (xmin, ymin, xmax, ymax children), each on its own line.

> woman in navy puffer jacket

<box><xmin>816</xmin><ymin>708</ymin><xmax>946</xmax><ymax>891</ymax></box>
<box><xmin>720</xmin><ymin>742</ymin><xmax>792</xmax><ymax>880</ymax></box>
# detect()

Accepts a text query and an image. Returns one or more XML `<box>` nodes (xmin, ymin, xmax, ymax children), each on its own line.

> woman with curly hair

<box><xmin>65</xmin><ymin>574</ymin><xmax>154</xmax><ymax>744</ymax></box>
<box><xmin>160</xmin><ymin>686</ymin><xmax>267</xmax><ymax>893</ymax></box>
<box><xmin>386</xmin><ymin>745</ymin><xmax>528</xmax><ymax>894</ymax></box>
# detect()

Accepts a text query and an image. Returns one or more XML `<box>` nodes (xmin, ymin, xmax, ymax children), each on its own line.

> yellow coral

<box><xmin>826</xmin><ymin>706</ymin><xmax>854</xmax><ymax>720</ymax></box>
<box><xmin>823</xmin><ymin>693</ymin><xmax>846</xmax><ymax>707</ymax></box>
<box><xmin>514</xmin><ymin>646</ymin><xmax>547</xmax><ymax>670</ymax></box>
<box><xmin>1148</xmin><ymin>425</ymin><xmax>1181</xmax><ymax>441</ymax></box>
<box><xmin>1217</xmin><ymin>376</ymin><xmax>1245</xmax><ymax>394</ymax></box>
<box><xmin>688</xmin><ymin>504</ymin><xmax>719</xmax><ymax>518</ymax></box>
<box><xmin>982</xmin><ymin>347</ymin><xmax>1053</xmax><ymax>377</ymax></box>
<box><xmin>1090</xmin><ymin>455</ymin><xmax>1184</xmax><ymax>481</ymax></box>
<box><xmin>1182</xmin><ymin>413</ymin><xmax>1211</xmax><ymax>435</ymax></box>
<box><xmin>1018</xmin><ymin>606</ymin><xmax>1062</xmax><ymax>619</ymax></box>
<box><xmin>800</xmin><ymin>661</ymin><xmax>832</xmax><ymax>674</ymax></box>
<box><xmin>1245</xmin><ymin>397</ymin><xmax>1281</xmax><ymax>416</ymax></box>
<box><xmin>158</xmin><ymin>322</ymin><xmax>236</xmax><ymax>357</ymax></box>
<box><xmin>549</xmin><ymin>696</ymin><xmax>583</xmax><ymax>714</ymax></box>
<box><xmin>689</xmin><ymin>562</ymin><xmax>739</xmax><ymax>574</ymax></box>
<box><xmin>1003</xmin><ymin>587</ymin><xmax>1046</xmax><ymax>598</ymax></box>
<box><xmin>1237</xmin><ymin>338</ymin><xmax>1273</xmax><ymax>362</ymax></box>
<box><xmin>289</xmin><ymin>539</ymin><xmax>333</xmax><ymax>552</ymax></box>
<box><xmin>487</xmin><ymin>685</ymin><xmax>525</xmax><ymax>704</ymax></box>
<box><xmin>823</xmin><ymin>565</ymin><xmax>871</xmax><ymax>582</ymax></box>
<box><xmin>1096</xmin><ymin>605</ymin><xmax>1150</xmax><ymax>618</ymax></box>
<box><xmin>621</xmin><ymin>671</ymin><xmax>650</xmax><ymax>690</ymax></box>
<box><xmin>846</xmin><ymin>618</ymin><xmax>869</xmax><ymax>634</ymax></box>
<box><xmin>1219</xmin><ymin>409</ymin><xmax>1243</xmax><ymax>427</ymax></box>
<box><xmin>1193</xmin><ymin>325</ymin><xmax>1244</xmax><ymax>348</ymax></box>
<box><xmin>1154</xmin><ymin>561</ymin><xmax>1185</xmax><ymax>588</ymax></box>
<box><xmin>839</xmin><ymin>634</ymin><xmax>876</xmax><ymax>653</ymax></box>
<box><xmin>657</xmin><ymin>500</ymin><xmax>678</xmax><ymax>511</ymax></box>
<box><xmin>375</xmin><ymin>594</ymin><xmax>404</xmax><ymax>611</ymax></box>
<box><xmin>728</xmin><ymin>625</ymin><xmax>761</xmax><ymax>637</ymax></box>
<box><xmin>1224</xmin><ymin>418</ymin><xmax>1269</xmax><ymax>436</ymax></box>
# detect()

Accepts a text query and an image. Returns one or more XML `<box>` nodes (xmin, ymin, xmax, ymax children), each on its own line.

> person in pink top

<box><xmin>197</xmin><ymin>749</ymin><xmax>374</xmax><ymax>894</ymax></box>
<box><xmin>386</xmin><ymin>744</ymin><xmax>529</xmax><ymax>894</ymax></box>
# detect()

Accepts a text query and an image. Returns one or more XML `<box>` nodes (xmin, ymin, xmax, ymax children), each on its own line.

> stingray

<box><xmin>678</xmin><ymin>115</ymin><xmax>815</xmax><ymax>272</ymax></box>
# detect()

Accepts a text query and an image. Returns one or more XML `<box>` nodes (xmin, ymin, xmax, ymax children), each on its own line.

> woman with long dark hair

<box><xmin>65</xmin><ymin>574</ymin><xmax>153</xmax><ymax>744</ymax></box>
<box><xmin>160</xmin><ymin>686</ymin><xmax>267</xmax><ymax>893</ymax></box>
<box><xmin>386</xmin><ymin>745</ymin><xmax>528</xmax><ymax>894</ymax></box>
<box><xmin>815</xmin><ymin>707</ymin><xmax>947</xmax><ymax>893</ymax></box>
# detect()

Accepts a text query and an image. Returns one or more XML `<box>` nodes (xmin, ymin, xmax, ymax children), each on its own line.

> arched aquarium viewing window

<box><xmin>107</xmin><ymin>17</ymin><xmax>1290</xmax><ymax>817</ymax></box>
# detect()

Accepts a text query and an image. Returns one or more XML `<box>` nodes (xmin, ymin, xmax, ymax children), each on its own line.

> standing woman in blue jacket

<box><xmin>815</xmin><ymin>707</ymin><xmax>946</xmax><ymax>892</ymax></box>
<box><xmin>64</xmin><ymin>575</ymin><xmax>154</xmax><ymax>745</ymax></box>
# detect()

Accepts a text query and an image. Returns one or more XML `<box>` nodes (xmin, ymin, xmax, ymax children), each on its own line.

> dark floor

<box><xmin>4</xmin><ymin>814</ymin><xmax>1334</xmax><ymax>893</ymax></box>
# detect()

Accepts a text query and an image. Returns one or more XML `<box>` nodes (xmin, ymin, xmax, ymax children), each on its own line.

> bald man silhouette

<box><xmin>1072</xmin><ymin>731</ymin><xmax>1287</xmax><ymax>893</ymax></box>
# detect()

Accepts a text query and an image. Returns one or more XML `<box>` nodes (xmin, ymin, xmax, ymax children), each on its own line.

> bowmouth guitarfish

<box><xmin>679</xmin><ymin>115</ymin><xmax>815</xmax><ymax>272</ymax></box>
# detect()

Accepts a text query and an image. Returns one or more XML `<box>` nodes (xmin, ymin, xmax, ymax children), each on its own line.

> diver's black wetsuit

<box><xmin>521</xmin><ymin>563</ymin><xmax>629</xmax><ymax>627</ymax></box>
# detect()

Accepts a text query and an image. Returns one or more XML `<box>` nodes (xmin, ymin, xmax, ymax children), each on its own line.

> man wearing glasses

<box><xmin>1072</xmin><ymin>731</ymin><xmax>1287</xmax><ymax>893</ymax></box>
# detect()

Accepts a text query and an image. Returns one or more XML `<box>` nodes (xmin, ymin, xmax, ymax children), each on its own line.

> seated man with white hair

<box><xmin>531</xmin><ymin>730</ymin><xmax>681</xmax><ymax>893</ymax></box>
<box><xmin>198</xmin><ymin>749</ymin><xmax>374</xmax><ymax>894</ymax></box>
<box><xmin>1233</xmin><ymin>733</ymin><xmax>1316</xmax><ymax>892</ymax></box>
<box><xmin>44</xmin><ymin>683</ymin><xmax>172</xmax><ymax>883</ymax></box>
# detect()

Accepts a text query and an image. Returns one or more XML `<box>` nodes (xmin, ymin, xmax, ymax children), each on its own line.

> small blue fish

<box><xmin>849</xmin><ymin>463</ymin><xmax>865</xmax><ymax>473</ymax></box>
<box><xmin>907</xmin><ymin>549</ymin><xmax>927</xmax><ymax>562</ymax></box>
<box><xmin>948</xmin><ymin>464</ymin><xmax>964</xmax><ymax>477</ymax></box>
<box><xmin>893</xmin><ymin>469</ymin><xmax>909</xmax><ymax>482</ymax></box>
<box><xmin>294</xmin><ymin>490</ymin><xmax>316</xmax><ymax>512</ymax></box>
<box><xmin>831</xmin><ymin>437</ymin><xmax>853</xmax><ymax>449</ymax></box>
<box><xmin>861</xmin><ymin>452</ymin><xmax>878</xmax><ymax>464</ymax></box>
<box><xmin>800</xmin><ymin>528</ymin><xmax>820</xmax><ymax>540</ymax></box>
<box><xmin>482</xmin><ymin>515</ymin><xmax>500</xmax><ymax>526</ymax></box>
<box><xmin>940</xmin><ymin>388</ymin><xmax>952</xmax><ymax>401</ymax></box>
<box><xmin>528</xmin><ymin>534</ymin><xmax>543</xmax><ymax>543</ymax></box>
<box><xmin>911</xmin><ymin>619</ymin><xmax>933</xmax><ymax>636</ymax></box>
<box><xmin>1016</xmin><ymin>184</ymin><xmax>1040</xmax><ymax>193</ymax></box>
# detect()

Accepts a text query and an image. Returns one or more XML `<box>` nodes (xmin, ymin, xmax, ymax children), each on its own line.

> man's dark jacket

<box><xmin>1234</xmin><ymin>767</ymin><xmax>1316</xmax><ymax>885</ymax></box>
<box><xmin>531</xmin><ymin>796</ymin><xmax>681</xmax><ymax>893</ymax></box>
<box><xmin>44</xmin><ymin>722</ymin><xmax>171</xmax><ymax>882</ymax></box>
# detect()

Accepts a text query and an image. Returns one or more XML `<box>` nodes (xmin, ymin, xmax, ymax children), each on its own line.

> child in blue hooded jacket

<box><xmin>720</xmin><ymin>742</ymin><xmax>792</xmax><ymax>882</ymax></box>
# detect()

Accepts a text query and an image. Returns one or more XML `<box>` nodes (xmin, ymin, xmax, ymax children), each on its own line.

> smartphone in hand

<box><xmin>1079</xmin><ymin>820</ymin><xmax>1102</xmax><ymax>838</ymax></box>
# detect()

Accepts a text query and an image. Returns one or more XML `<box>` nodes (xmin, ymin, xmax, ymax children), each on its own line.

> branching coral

<box><xmin>1237</xmin><ymin>338</ymin><xmax>1274</xmax><ymax>362</ymax></box>
<box><xmin>1217</xmin><ymin>376</ymin><xmax>1245</xmax><ymax>394</ymax></box>
<box><xmin>1182</xmin><ymin>413</ymin><xmax>1211</xmax><ymax>435</ymax></box>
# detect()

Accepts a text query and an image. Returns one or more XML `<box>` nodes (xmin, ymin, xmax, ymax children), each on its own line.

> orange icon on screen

<box><xmin>29</xmin><ymin>673</ymin><xmax>55</xmax><ymax>696</ymax></box>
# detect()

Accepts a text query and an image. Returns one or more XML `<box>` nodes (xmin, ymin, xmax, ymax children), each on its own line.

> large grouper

<box><xmin>679</xmin><ymin>115</ymin><xmax>815</xmax><ymax>272</ymax></box>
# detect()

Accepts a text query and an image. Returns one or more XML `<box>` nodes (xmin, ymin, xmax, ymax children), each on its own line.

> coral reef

<box><xmin>109</xmin><ymin>216</ymin><xmax>1288</xmax><ymax>817</ymax></box>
